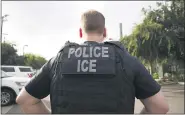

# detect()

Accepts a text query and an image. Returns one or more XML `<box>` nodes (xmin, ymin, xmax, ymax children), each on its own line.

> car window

<box><xmin>1</xmin><ymin>70</ymin><xmax>12</xmax><ymax>78</ymax></box>
<box><xmin>1</xmin><ymin>71</ymin><xmax>8</xmax><ymax>76</ymax></box>
<box><xmin>19</xmin><ymin>67</ymin><xmax>32</xmax><ymax>72</ymax></box>
<box><xmin>1</xmin><ymin>67</ymin><xmax>15</xmax><ymax>72</ymax></box>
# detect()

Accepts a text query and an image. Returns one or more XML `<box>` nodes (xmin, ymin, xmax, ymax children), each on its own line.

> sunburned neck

<box><xmin>85</xmin><ymin>40</ymin><xmax>102</xmax><ymax>43</ymax></box>
<box><xmin>84</xmin><ymin>36</ymin><xmax>104</xmax><ymax>43</ymax></box>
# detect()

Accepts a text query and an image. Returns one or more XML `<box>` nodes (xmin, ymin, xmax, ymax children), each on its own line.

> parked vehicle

<box><xmin>1</xmin><ymin>65</ymin><xmax>34</xmax><ymax>78</ymax></box>
<box><xmin>1</xmin><ymin>70</ymin><xmax>30</xmax><ymax>106</ymax></box>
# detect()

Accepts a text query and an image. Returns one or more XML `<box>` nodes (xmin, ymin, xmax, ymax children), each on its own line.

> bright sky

<box><xmin>2</xmin><ymin>1</ymin><xmax>159</xmax><ymax>60</ymax></box>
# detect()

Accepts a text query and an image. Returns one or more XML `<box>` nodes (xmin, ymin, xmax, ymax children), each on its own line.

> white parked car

<box><xmin>1</xmin><ymin>71</ymin><xmax>30</xmax><ymax>106</ymax></box>
<box><xmin>1</xmin><ymin>65</ymin><xmax>34</xmax><ymax>78</ymax></box>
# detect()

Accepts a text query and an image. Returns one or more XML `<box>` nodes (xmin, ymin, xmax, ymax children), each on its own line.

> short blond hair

<box><xmin>81</xmin><ymin>10</ymin><xmax>105</xmax><ymax>34</ymax></box>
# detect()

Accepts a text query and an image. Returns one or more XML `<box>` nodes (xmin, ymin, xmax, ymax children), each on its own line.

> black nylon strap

<box><xmin>104</xmin><ymin>41</ymin><xmax>126</xmax><ymax>53</ymax></box>
<box><xmin>104</xmin><ymin>41</ymin><xmax>134</xmax><ymax>88</ymax></box>
<box><xmin>104</xmin><ymin>41</ymin><xmax>126</xmax><ymax>69</ymax></box>
<box><xmin>54</xmin><ymin>41</ymin><xmax>79</xmax><ymax>76</ymax></box>
<box><xmin>59</xmin><ymin>41</ymin><xmax>79</xmax><ymax>53</ymax></box>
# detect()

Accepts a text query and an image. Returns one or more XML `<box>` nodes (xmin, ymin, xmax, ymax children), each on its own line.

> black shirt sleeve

<box><xmin>133</xmin><ymin>58</ymin><xmax>161</xmax><ymax>99</ymax></box>
<box><xmin>25</xmin><ymin>57</ymin><xmax>56</xmax><ymax>99</ymax></box>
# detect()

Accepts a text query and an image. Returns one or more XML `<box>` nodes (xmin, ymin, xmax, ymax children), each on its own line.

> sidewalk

<box><xmin>157</xmin><ymin>80</ymin><xmax>185</xmax><ymax>86</ymax></box>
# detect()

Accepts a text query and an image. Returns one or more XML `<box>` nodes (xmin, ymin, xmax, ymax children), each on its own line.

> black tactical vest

<box><xmin>50</xmin><ymin>41</ymin><xmax>135</xmax><ymax>114</ymax></box>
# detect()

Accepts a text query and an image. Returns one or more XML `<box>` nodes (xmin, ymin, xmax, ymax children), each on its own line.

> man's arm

<box><xmin>140</xmin><ymin>91</ymin><xmax>169</xmax><ymax>114</ymax></box>
<box><xmin>133</xmin><ymin>58</ymin><xmax>169</xmax><ymax>114</ymax></box>
<box><xmin>16</xmin><ymin>57</ymin><xmax>56</xmax><ymax>114</ymax></box>
<box><xmin>16</xmin><ymin>88</ymin><xmax>50</xmax><ymax>114</ymax></box>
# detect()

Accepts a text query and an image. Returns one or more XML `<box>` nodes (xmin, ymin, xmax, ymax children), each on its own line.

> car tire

<box><xmin>1</xmin><ymin>89</ymin><xmax>15</xmax><ymax>106</ymax></box>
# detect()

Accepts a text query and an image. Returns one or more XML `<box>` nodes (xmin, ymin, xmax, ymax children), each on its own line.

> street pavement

<box><xmin>1</xmin><ymin>84</ymin><xmax>184</xmax><ymax>114</ymax></box>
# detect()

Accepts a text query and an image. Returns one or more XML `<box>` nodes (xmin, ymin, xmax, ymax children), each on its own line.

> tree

<box><xmin>149</xmin><ymin>1</ymin><xmax>185</xmax><ymax>77</ymax></box>
<box><xmin>121</xmin><ymin>17</ymin><xmax>167</xmax><ymax>74</ymax></box>
<box><xmin>24</xmin><ymin>53</ymin><xmax>47</xmax><ymax>69</ymax></box>
<box><xmin>1</xmin><ymin>43</ymin><xmax>18</xmax><ymax>65</ymax></box>
<box><xmin>120</xmin><ymin>1</ymin><xmax>185</xmax><ymax>75</ymax></box>
<box><xmin>142</xmin><ymin>1</ymin><xmax>184</xmax><ymax>61</ymax></box>
<box><xmin>14</xmin><ymin>56</ymin><xmax>25</xmax><ymax>65</ymax></box>
<box><xmin>1</xmin><ymin>43</ymin><xmax>47</xmax><ymax>69</ymax></box>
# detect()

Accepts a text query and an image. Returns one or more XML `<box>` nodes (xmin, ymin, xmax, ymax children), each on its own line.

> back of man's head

<box><xmin>80</xmin><ymin>10</ymin><xmax>106</xmax><ymax>42</ymax></box>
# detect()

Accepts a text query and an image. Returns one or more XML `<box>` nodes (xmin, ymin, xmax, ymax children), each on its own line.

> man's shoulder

<box><xmin>104</xmin><ymin>41</ymin><xmax>127</xmax><ymax>52</ymax></box>
<box><xmin>104</xmin><ymin>40</ymin><xmax>122</xmax><ymax>45</ymax></box>
<box><xmin>46</xmin><ymin>56</ymin><xmax>57</xmax><ymax>70</ymax></box>
<box><xmin>58</xmin><ymin>41</ymin><xmax>79</xmax><ymax>52</ymax></box>
<box><xmin>50</xmin><ymin>56</ymin><xmax>57</xmax><ymax>64</ymax></box>
<box><xmin>105</xmin><ymin>41</ymin><xmax>139</xmax><ymax>69</ymax></box>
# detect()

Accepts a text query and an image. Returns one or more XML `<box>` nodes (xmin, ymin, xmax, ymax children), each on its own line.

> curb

<box><xmin>178</xmin><ymin>82</ymin><xmax>184</xmax><ymax>85</ymax></box>
<box><xmin>171</xmin><ymin>90</ymin><xmax>184</xmax><ymax>93</ymax></box>
<box><xmin>159</xmin><ymin>82</ymin><xmax>178</xmax><ymax>86</ymax></box>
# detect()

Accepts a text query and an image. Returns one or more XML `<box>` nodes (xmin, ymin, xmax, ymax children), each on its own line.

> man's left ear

<box><xmin>103</xmin><ymin>28</ymin><xmax>106</xmax><ymax>37</ymax></box>
<box><xmin>79</xmin><ymin>28</ymin><xmax>83</xmax><ymax>38</ymax></box>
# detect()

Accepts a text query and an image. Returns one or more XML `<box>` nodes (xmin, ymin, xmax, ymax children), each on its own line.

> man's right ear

<box><xmin>79</xmin><ymin>28</ymin><xmax>82</xmax><ymax>38</ymax></box>
<box><xmin>103</xmin><ymin>28</ymin><xmax>107</xmax><ymax>37</ymax></box>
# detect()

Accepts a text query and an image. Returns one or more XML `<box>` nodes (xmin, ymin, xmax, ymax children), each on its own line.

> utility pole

<box><xmin>2</xmin><ymin>33</ymin><xmax>8</xmax><ymax>43</ymax></box>
<box><xmin>119</xmin><ymin>23</ymin><xmax>123</xmax><ymax>39</ymax></box>
<box><xmin>1</xmin><ymin>14</ymin><xmax>9</xmax><ymax>42</ymax></box>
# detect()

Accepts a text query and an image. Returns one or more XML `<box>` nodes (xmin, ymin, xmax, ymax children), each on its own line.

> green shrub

<box><xmin>153</xmin><ymin>73</ymin><xmax>159</xmax><ymax>79</ymax></box>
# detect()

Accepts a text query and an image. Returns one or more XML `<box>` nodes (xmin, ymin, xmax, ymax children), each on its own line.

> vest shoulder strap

<box><xmin>104</xmin><ymin>41</ymin><xmax>126</xmax><ymax>53</ymax></box>
<box><xmin>58</xmin><ymin>41</ymin><xmax>79</xmax><ymax>53</ymax></box>
<box><xmin>104</xmin><ymin>41</ymin><xmax>134</xmax><ymax>87</ymax></box>
<box><xmin>104</xmin><ymin>41</ymin><xmax>127</xmax><ymax>68</ymax></box>
<box><xmin>54</xmin><ymin>41</ymin><xmax>79</xmax><ymax>75</ymax></box>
